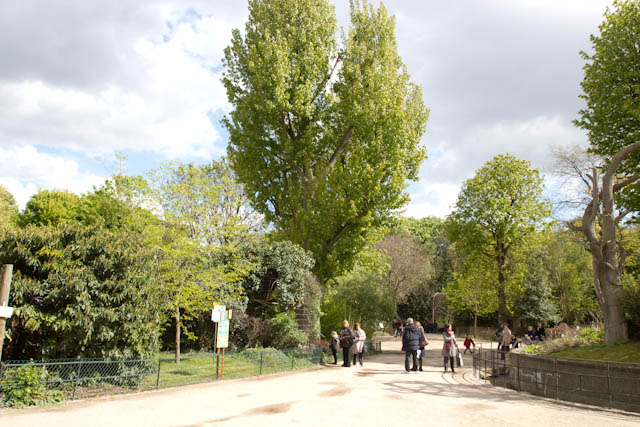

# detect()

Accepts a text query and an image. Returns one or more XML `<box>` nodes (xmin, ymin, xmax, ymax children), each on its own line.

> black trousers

<box><xmin>405</xmin><ymin>350</ymin><xmax>417</xmax><ymax>371</ymax></box>
<box><xmin>444</xmin><ymin>356</ymin><xmax>455</xmax><ymax>371</ymax></box>
<box><xmin>352</xmin><ymin>352</ymin><xmax>363</xmax><ymax>366</ymax></box>
<box><xmin>342</xmin><ymin>346</ymin><xmax>352</xmax><ymax>366</ymax></box>
<box><xmin>331</xmin><ymin>350</ymin><xmax>338</xmax><ymax>364</ymax></box>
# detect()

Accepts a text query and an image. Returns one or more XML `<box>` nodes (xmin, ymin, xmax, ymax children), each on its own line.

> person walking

<box><xmin>339</xmin><ymin>320</ymin><xmax>356</xmax><ymax>367</ymax></box>
<box><xmin>442</xmin><ymin>324</ymin><xmax>458</xmax><ymax>373</ymax></box>
<box><xmin>351</xmin><ymin>322</ymin><xmax>367</xmax><ymax>366</ymax></box>
<box><xmin>463</xmin><ymin>334</ymin><xmax>475</xmax><ymax>354</ymax></box>
<box><xmin>330</xmin><ymin>331</ymin><xmax>339</xmax><ymax>364</ymax></box>
<box><xmin>402</xmin><ymin>318</ymin><xmax>424</xmax><ymax>373</ymax></box>
<box><xmin>415</xmin><ymin>321</ymin><xmax>428</xmax><ymax>371</ymax></box>
<box><xmin>500</xmin><ymin>323</ymin><xmax>512</xmax><ymax>361</ymax></box>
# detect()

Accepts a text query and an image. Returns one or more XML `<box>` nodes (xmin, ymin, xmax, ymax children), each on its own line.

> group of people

<box><xmin>330</xmin><ymin>318</ymin><xmax>474</xmax><ymax>373</ymax></box>
<box><xmin>496</xmin><ymin>321</ymin><xmax>546</xmax><ymax>358</ymax></box>
<box><xmin>401</xmin><ymin>318</ymin><xmax>468</xmax><ymax>373</ymax></box>
<box><xmin>329</xmin><ymin>320</ymin><xmax>367</xmax><ymax>367</ymax></box>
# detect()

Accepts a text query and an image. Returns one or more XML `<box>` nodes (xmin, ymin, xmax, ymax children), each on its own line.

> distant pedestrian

<box><xmin>393</xmin><ymin>320</ymin><xmax>402</xmax><ymax>337</ymax></box>
<box><xmin>402</xmin><ymin>318</ymin><xmax>424</xmax><ymax>373</ymax></box>
<box><xmin>500</xmin><ymin>323</ymin><xmax>512</xmax><ymax>360</ymax></box>
<box><xmin>442</xmin><ymin>324</ymin><xmax>458</xmax><ymax>373</ymax></box>
<box><xmin>339</xmin><ymin>320</ymin><xmax>356</xmax><ymax>367</ymax></box>
<box><xmin>463</xmin><ymin>334</ymin><xmax>475</xmax><ymax>354</ymax></box>
<box><xmin>352</xmin><ymin>322</ymin><xmax>367</xmax><ymax>366</ymax></box>
<box><xmin>330</xmin><ymin>331</ymin><xmax>339</xmax><ymax>364</ymax></box>
<box><xmin>415</xmin><ymin>321</ymin><xmax>429</xmax><ymax>371</ymax></box>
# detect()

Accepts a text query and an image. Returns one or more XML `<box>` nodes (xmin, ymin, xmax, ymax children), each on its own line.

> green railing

<box><xmin>0</xmin><ymin>340</ymin><xmax>382</xmax><ymax>406</ymax></box>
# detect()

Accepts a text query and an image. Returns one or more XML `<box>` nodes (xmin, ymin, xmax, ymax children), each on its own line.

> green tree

<box><xmin>575</xmin><ymin>0</ymin><xmax>640</xmax><ymax>212</ymax></box>
<box><xmin>239</xmin><ymin>239</ymin><xmax>315</xmax><ymax>318</ymax></box>
<box><xmin>0</xmin><ymin>224</ymin><xmax>161</xmax><ymax>361</ymax></box>
<box><xmin>152</xmin><ymin>160</ymin><xmax>253</xmax><ymax>362</ymax></box>
<box><xmin>0</xmin><ymin>186</ymin><xmax>18</xmax><ymax>229</ymax></box>
<box><xmin>447</xmin><ymin>253</ymin><xmax>498</xmax><ymax>336</ymax></box>
<box><xmin>546</xmin><ymin>230</ymin><xmax>599</xmax><ymax>325</ymax></box>
<box><xmin>222</xmin><ymin>0</ymin><xmax>429</xmax><ymax>280</ymax></box>
<box><xmin>18</xmin><ymin>189</ymin><xmax>81</xmax><ymax>227</ymax></box>
<box><xmin>321</xmin><ymin>266</ymin><xmax>394</xmax><ymax>338</ymax></box>
<box><xmin>448</xmin><ymin>154</ymin><xmax>550</xmax><ymax>323</ymax></box>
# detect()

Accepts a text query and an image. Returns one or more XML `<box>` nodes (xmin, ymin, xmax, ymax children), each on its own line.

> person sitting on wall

<box><xmin>536</xmin><ymin>322</ymin><xmax>546</xmax><ymax>342</ymax></box>
<box><xmin>523</xmin><ymin>325</ymin><xmax>537</xmax><ymax>346</ymax></box>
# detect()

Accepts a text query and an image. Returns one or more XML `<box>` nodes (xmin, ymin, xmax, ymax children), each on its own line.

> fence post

<box><xmin>607</xmin><ymin>363</ymin><xmax>612</xmax><ymax>409</ymax></box>
<box><xmin>555</xmin><ymin>358</ymin><xmax>559</xmax><ymax>400</ymax></box>
<box><xmin>156</xmin><ymin>359</ymin><xmax>162</xmax><ymax>390</ymax></box>
<box><xmin>517</xmin><ymin>354</ymin><xmax>521</xmax><ymax>391</ymax></box>
<box><xmin>490</xmin><ymin>346</ymin><xmax>494</xmax><ymax>385</ymax></box>
<box><xmin>291</xmin><ymin>351</ymin><xmax>295</xmax><ymax>370</ymax></box>
<box><xmin>259</xmin><ymin>352</ymin><xmax>263</xmax><ymax>376</ymax></box>
<box><xmin>72</xmin><ymin>361</ymin><xmax>83</xmax><ymax>399</ymax></box>
<box><xmin>535</xmin><ymin>363</ymin><xmax>539</xmax><ymax>395</ymax></box>
<box><xmin>216</xmin><ymin>352</ymin><xmax>220</xmax><ymax>380</ymax></box>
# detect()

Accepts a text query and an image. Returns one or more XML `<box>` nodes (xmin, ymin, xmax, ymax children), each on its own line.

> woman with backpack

<box><xmin>339</xmin><ymin>320</ymin><xmax>357</xmax><ymax>367</ymax></box>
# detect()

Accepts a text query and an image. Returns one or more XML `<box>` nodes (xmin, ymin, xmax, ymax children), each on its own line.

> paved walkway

<box><xmin>1</xmin><ymin>335</ymin><xmax>638</xmax><ymax>427</ymax></box>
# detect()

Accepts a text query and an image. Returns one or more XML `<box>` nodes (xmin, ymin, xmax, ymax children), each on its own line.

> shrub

<box><xmin>0</xmin><ymin>225</ymin><xmax>162</xmax><ymax>361</ymax></box>
<box><xmin>622</xmin><ymin>275</ymin><xmax>640</xmax><ymax>340</ymax></box>
<box><xmin>519</xmin><ymin>327</ymin><xmax>604</xmax><ymax>356</ymax></box>
<box><xmin>1</xmin><ymin>363</ymin><xmax>64</xmax><ymax>407</ymax></box>
<box><xmin>268</xmin><ymin>312</ymin><xmax>307</xmax><ymax>349</ymax></box>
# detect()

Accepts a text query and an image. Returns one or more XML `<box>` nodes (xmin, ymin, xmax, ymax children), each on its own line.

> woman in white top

<box><xmin>351</xmin><ymin>322</ymin><xmax>367</xmax><ymax>366</ymax></box>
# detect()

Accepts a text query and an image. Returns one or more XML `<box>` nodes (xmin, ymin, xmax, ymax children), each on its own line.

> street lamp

<box><xmin>432</xmin><ymin>292</ymin><xmax>446</xmax><ymax>324</ymax></box>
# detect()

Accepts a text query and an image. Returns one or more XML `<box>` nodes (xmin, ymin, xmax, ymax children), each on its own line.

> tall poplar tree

<box><xmin>222</xmin><ymin>0</ymin><xmax>428</xmax><ymax>280</ymax></box>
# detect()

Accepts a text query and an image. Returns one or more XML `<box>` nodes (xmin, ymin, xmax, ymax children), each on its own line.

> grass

<box><xmin>549</xmin><ymin>340</ymin><xmax>640</xmax><ymax>364</ymax></box>
<box><xmin>138</xmin><ymin>350</ymin><xmax>317</xmax><ymax>390</ymax></box>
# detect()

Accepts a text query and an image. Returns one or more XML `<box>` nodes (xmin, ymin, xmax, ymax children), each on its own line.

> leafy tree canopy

<box><xmin>18</xmin><ymin>189</ymin><xmax>81</xmax><ymax>228</ymax></box>
<box><xmin>222</xmin><ymin>0</ymin><xmax>429</xmax><ymax>280</ymax></box>
<box><xmin>0</xmin><ymin>185</ymin><xmax>18</xmax><ymax>230</ymax></box>
<box><xmin>575</xmin><ymin>0</ymin><xmax>640</xmax><ymax>211</ymax></box>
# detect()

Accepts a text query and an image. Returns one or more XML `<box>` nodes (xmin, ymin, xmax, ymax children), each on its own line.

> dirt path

<box><xmin>1</xmin><ymin>335</ymin><xmax>638</xmax><ymax>427</ymax></box>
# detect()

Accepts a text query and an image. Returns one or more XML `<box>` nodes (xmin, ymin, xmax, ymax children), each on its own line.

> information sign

<box><xmin>212</xmin><ymin>305</ymin><xmax>226</xmax><ymax>322</ymax></box>
<box><xmin>216</xmin><ymin>320</ymin><xmax>230</xmax><ymax>348</ymax></box>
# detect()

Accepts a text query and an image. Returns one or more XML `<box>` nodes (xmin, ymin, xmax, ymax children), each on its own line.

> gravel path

<box><xmin>1</xmin><ymin>335</ymin><xmax>638</xmax><ymax>426</ymax></box>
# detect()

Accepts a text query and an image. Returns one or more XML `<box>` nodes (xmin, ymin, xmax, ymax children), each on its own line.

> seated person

<box><xmin>523</xmin><ymin>325</ymin><xmax>537</xmax><ymax>345</ymax></box>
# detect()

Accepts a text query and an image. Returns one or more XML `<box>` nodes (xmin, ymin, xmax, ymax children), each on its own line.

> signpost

<box><xmin>211</xmin><ymin>305</ymin><xmax>230</xmax><ymax>379</ymax></box>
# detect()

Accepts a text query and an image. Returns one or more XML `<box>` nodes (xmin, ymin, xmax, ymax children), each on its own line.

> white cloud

<box><xmin>0</xmin><ymin>146</ymin><xmax>105</xmax><ymax>209</ymax></box>
<box><xmin>0</xmin><ymin>7</ymin><xmax>239</xmax><ymax>160</ymax></box>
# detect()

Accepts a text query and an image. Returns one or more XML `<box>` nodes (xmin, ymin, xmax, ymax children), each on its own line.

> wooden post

<box><xmin>0</xmin><ymin>264</ymin><xmax>14</xmax><ymax>362</ymax></box>
<box><xmin>221</xmin><ymin>348</ymin><xmax>225</xmax><ymax>378</ymax></box>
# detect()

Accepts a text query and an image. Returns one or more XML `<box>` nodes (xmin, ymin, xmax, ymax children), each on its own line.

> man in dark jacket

<box><xmin>402</xmin><ymin>318</ymin><xmax>424</xmax><ymax>373</ymax></box>
<box><xmin>339</xmin><ymin>320</ymin><xmax>357</xmax><ymax>367</ymax></box>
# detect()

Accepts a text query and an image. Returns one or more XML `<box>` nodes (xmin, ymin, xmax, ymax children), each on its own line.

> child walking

<box><xmin>463</xmin><ymin>334</ymin><xmax>475</xmax><ymax>354</ymax></box>
<box><xmin>330</xmin><ymin>331</ymin><xmax>339</xmax><ymax>364</ymax></box>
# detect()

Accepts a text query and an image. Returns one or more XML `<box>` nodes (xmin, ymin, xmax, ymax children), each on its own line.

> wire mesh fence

<box><xmin>0</xmin><ymin>340</ymin><xmax>382</xmax><ymax>406</ymax></box>
<box><xmin>472</xmin><ymin>346</ymin><xmax>640</xmax><ymax>413</ymax></box>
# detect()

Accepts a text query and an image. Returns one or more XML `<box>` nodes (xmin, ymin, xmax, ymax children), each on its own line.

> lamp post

<box><xmin>432</xmin><ymin>292</ymin><xmax>446</xmax><ymax>324</ymax></box>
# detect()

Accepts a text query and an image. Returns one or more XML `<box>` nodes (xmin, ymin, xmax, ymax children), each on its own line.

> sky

<box><xmin>0</xmin><ymin>0</ymin><xmax>613</xmax><ymax>217</ymax></box>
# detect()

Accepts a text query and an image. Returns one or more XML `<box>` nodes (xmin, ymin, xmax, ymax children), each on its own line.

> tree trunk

<box><xmin>174</xmin><ymin>307</ymin><xmax>181</xmax><ymax>364</ymax></box>
<box><xmin>474</xmin><ymin>312</ymin><xmax>478</xmax><ymax>338</ymax></box>
<box><xmin>496</xmin><ymin>248</ymin><xmax>508</xmax><ymax>324</ymax></box>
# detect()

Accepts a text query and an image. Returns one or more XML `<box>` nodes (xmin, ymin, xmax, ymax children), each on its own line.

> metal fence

<box><xmin>472</xmin><ymin>346</ymin><xmax>640</xmax><ymax>413</ymax></box>
<box><xmin>0</xmin><ymin>340</ymin><xmax>382</xmax><ymax>406</ymax></box>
